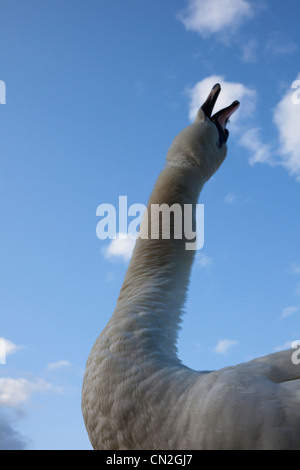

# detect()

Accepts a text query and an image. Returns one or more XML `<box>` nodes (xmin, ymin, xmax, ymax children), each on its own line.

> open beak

<box><xmin>201</xmin><ymin>83</ymin><xmax>240</xmax><ymax>147</ymax></box>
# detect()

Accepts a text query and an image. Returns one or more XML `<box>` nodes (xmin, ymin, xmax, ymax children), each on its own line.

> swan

<box><xmin>82</xmin><ymin>84</ymin><xmax>300</xmax><ymax>450</ymax></box>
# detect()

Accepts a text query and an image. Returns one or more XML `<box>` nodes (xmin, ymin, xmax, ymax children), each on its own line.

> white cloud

<box><xmin>0</xmin><ymin>378</ymin><xmax>57</xmax><ymax>408</ymax></box>
<box><xmin>186</xmin><ymin>75</ymin><xmax>256</xmax><ymax>126</ymax></box>
<box><xmin>47</xmin><ymin>360</ymin><xmax>71</xmax><ymax>371</ymax></box>
<box><xmin>214</xmin><ymin>339</ymin><xmax>239</xmax><ymax>354</ymax></box>
<box><xmin>273</xmin><ymin>74</ymin><xmax>300</xmax><ymax>181</ymax></box>
<box><xmin>103</xmin><ymin>232</ymin><xmax>136</xmax><ymax>262</ymax></box>
<box><xmin>280</xmin><ymin>305</ymin><xmax>300</xmax><ymax>320</ymax></box>
<box><xmin>178</xmin><ymin>0</ymin><xmax>254</xmax><ymax>38</ymax></box>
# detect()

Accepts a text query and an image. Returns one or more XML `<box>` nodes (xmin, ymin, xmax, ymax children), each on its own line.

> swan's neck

<box><xmin>108</xmin><ymin>163</ymin><xmax>205</xmax><ymax>362</ymax></box>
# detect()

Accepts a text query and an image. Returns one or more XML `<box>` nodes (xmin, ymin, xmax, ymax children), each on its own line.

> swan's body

<box><xmin>82</xmin><ymin>85</ymin><xmax>300</xmax><ymax>449</ymax></box>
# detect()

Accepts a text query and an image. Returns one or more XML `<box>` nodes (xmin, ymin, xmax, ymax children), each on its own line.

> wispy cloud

<box><xmin>196</xmin><ymin>252</ymin><xmax>213</xmax><ymax>269</ymax></box>
<box><xmin>280</xmin><ymin>305</ymin><xmax>300</xmax><ymax>320</ymax></box>
<box><xmin>288</xmin><ymin>263</ymin><xmax>300</xmax><ymax>275</ymax></box>
<box><xmin>265</xmin><ymin>33</ymin><xmax>298</xmax><ymax>57</ymax></box>
<box><xmin>239</xmin><ymin>127</ymin><xmax>273</xmax><ymax>166</ymax></box>
<box><xmin>240</xmin><ymin>38</ymin><xmax>258</xmax><ymax>63</ymax></box>
<box><xmin>273</xmin><ymin>341</ymin><xmax>294</xmax><ymax>352</ymax></box>
<box><xmin>103</xmin><ymin>232</ymin><xmax>136</xmax><ymax>262</ymax></box>
<box><xmin>0</xmin><ymin>377</ymin><xmax>59</xmax><ymax>408</ymax></box>
<box><xmin>225</xmin><ymin>192</ymin><xmax>250</xmax><ymax>206</ymax></box>
<box><xmin>47</xmin><ymin>360</ymin><xmax>71</xmax><ymax>371</ymax></box>
<box><xmin>177</xmin><ymin>0</ymin><xmax>254</xmax><ymax>38</ymax></box>
<box><xmin>225</xmin><ymin>192</ymin><xmax>238</xmax><ymax>205</ymax></box>
<box><xmin>214</xmin><ymin>339</ymin><xmax>239</xmax><ymax>354</ymax></box>
<box><xmin>239</xmin><ymin>33</ymin><xmax>297</xmax><ymax>64</ymax></box>
<box><xmin>105</xmin><ymin>271</ymin><xmax>115</xmax><ymax>282</ymax></box>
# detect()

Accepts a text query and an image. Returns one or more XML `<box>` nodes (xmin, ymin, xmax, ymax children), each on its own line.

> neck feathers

<box><xmin>110</xmin><ymin>163</ymin><xmax>205</xmax><ymax>360</ymax></box>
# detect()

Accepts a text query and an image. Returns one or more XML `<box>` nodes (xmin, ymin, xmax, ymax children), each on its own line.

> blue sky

<box><xmin>0</xmin><ymin>0</ymin><xmax>300</xmax><ymax>450</ymax></box>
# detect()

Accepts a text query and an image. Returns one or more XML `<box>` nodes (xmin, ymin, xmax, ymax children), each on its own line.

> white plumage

<box><xmin>82</xmin><ymin>84</ymin><xmax>300</xmax><ymax>450</ymax></box>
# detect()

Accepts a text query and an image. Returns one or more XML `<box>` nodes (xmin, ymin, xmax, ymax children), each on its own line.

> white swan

<box><xmin>82</xmin><ymin>84</ymin><xmax>300</xmax><ymax>450</ymax></box>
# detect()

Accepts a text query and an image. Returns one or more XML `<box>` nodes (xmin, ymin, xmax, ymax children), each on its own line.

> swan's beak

<box><xmin>201</xmin><ymin>83</ymin><xmax>240</xmax><ymax>147</ymax></box>
<box><xmin>201</xmin><ymin>83</ymin><xmax>222</xmax><ymax>118</ymax></box>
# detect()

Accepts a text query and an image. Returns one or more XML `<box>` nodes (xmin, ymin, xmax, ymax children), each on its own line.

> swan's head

<box><xmin>167</xmin><ymin>83</ymin><xmax>240</xmax><ymax>181</ymax></box>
